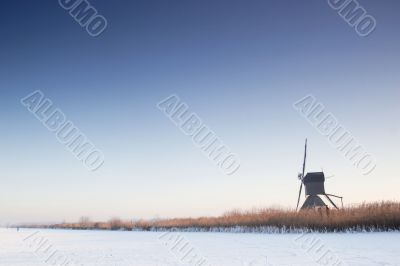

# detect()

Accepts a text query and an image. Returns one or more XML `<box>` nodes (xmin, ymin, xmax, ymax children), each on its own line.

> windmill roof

<box><xmin>303</xmin><ymin>172</ymin><xmax>325</xmax><ymax>183</ymax></box>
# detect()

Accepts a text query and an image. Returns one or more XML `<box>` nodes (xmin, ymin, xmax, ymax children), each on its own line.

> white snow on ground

<box><xmin>0</xmin><ymin>228</ymin><xmax>399</xmax><ymax>266</ymax></box>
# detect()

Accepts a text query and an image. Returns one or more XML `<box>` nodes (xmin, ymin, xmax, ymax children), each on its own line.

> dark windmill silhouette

<box><xmin>295</xmin><ymin>139</ymin><xmax>344</xmax><ymax>211</ymax></box>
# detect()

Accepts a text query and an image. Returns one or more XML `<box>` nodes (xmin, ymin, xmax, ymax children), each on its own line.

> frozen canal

<box><xmin>0</xmin><ymin>228</ymin><xmax>399</xmax><ymax>266</ymax></box>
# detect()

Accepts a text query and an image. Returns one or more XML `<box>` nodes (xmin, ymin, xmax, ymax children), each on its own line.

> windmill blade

<box><xmin>302</xmin><ymin>139</ymin><xmax>307</xmax><ymax>178</ymax></box>
<box><xmin>296</xmin><ymin>182</ymin><xmax>303</xmax><ymax>211</ymax></box>
<box><xmin>296</xmin><ymin>139</ymin><xmax>307</xmax><ymax>211</ymax></box>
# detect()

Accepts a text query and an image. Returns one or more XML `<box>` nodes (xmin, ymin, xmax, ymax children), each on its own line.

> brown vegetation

<box><xmin>26</xmin><ymin>201</ymin><xmax>400</xmax><ymax>232</ymax></box>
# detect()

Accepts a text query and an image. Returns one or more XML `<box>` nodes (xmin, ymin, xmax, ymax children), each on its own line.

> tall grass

<box><xmin>28</xmin><ymin>201</ymin><xmax>400</xmax><ymax>233</ymax></box>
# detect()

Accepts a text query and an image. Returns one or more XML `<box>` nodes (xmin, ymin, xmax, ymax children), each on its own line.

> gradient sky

<box><xmin>1</xmin><ymin>0</ymin><xmax>399</xmax><ymax>224</ymax></box>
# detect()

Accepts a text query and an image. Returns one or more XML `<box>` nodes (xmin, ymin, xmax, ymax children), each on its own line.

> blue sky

<box><xmin>0</xmin><ymin>0</ymin><xmax>399</xmax><ymax>224</ymax></box>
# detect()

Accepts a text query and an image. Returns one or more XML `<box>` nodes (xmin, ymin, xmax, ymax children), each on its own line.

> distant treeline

<box><xmin>20</xmin><ymin>201</ymin><xmax>400</xmax><ymax>233</ymax></box>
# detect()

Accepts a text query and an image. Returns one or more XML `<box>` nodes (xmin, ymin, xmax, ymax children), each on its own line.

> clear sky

<box><xmin>1</xmin><ymin>0</ymin><xmax>399</xmax><ymax>224</ymax></box>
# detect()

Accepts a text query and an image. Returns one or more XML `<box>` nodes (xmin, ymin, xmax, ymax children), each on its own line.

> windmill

<box><xmin>295</xmin><ymin>139</ymin><xmax>343</xmax><ymax>211</ymax></box>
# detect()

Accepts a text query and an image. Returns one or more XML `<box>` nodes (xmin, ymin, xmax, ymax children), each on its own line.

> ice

<box><xmin>0</xmin><ymin>228</ymin><xmax>399</xmax><ymax>266</ymax></box>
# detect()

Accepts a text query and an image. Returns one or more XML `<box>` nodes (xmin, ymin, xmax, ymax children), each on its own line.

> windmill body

<box><xmin>303</xmin><ymin>172</ymin><xmax>325</xmax><ymax>195</ymax></box>
<box><xmin>296</xmin><ymin>139</ymin><xmax>343</xmax><ymax>211</ymax></box>
<box><xmin>300</xmin><ymin>172</ymin><xmax>327</xmax><ymax>210</ymax></box>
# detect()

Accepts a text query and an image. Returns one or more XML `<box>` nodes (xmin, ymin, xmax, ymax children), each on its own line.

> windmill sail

<box><xmin>296</xmin><ymin>138</ymin><xmax>307</xmax><ymax>211</ymax></box>
<box><xmin>302</xmin><ymin>139</ymin><xmax>307</xmax><ymax>178</ymax></box>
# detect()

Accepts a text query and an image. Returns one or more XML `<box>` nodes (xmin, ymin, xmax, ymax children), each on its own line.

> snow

<box><xmin>0</xmin><ymin>228</ymin><xmax>399</xmax><ymax>266</ymax></box>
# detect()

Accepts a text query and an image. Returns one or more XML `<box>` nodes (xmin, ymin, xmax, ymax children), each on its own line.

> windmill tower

<box><xmin>295</xmin><ymin>139</ymin><xmax>344</xmax><ymax>211</ymax></box>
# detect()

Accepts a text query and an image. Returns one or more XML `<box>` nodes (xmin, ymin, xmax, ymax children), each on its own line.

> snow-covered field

<box><xmin>0</xmin><ymin>228</ymin><xmax>399</xmax><ymax>266</ymax></box>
